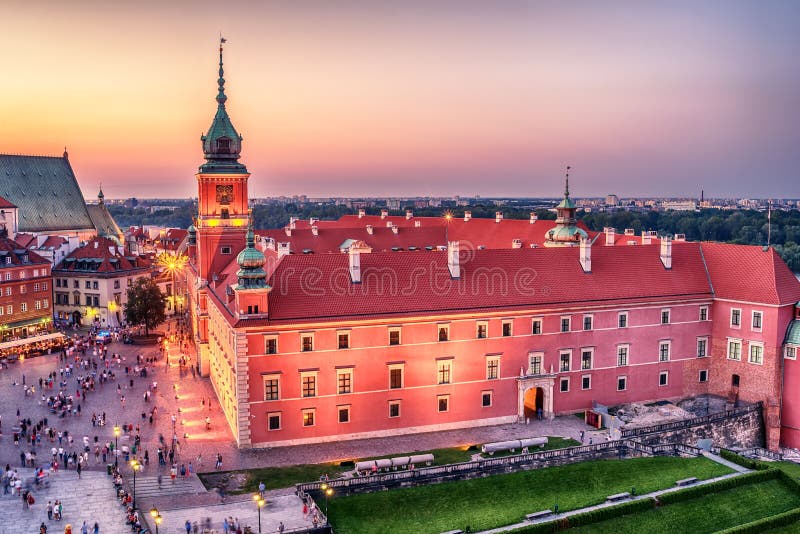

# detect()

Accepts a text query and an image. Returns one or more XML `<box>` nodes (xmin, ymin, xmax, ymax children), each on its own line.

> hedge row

<box><xmin>714</xmin><ymin>507</ymin><xmax>800</xmax><ymax>533</ymax></box>
<box><xmin>718</xmin><ymin>449</ymin><xmax>769</xmax><ymax>471</ymax></box>
<box><xmin>657</xmin><ymin>470</ymin><xmax>778</xmax><ymax>505</ymax></box>
<box><xmin>508</xmin><ymin>498</ymin><xmax>656</xmax><ymax>533</ymax></box>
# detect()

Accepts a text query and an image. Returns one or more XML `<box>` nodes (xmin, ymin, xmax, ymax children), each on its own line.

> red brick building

<box><xmin>186</xmin><ymin>44</ymin><xmax>800</xmax><ymax>451</ymax></box>
<box><xmin>0</xmin><ymin>235</ymin><xmax>53</xmax><ymax>341</ymax></box>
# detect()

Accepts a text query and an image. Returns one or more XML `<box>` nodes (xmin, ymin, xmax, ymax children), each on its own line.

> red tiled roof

<box><xmin>0</xmin><ymin>195</ymin><xmax>17</xmax><ymax>209</ymax></box>
<box><xmin>255</xmin><ymin>242</ymin><xmax>712</xmax><ymax>324</ymax></box>
<box><xmin>13</xmin><ymin>233</ymin><xmax>36</xmax><ymax>248</ymax></box>
<box><xmin>700</xmin><ymin>242</ymin><xmax>800</xmax><ymax>305</ymax></box>
<box><xmin>41</xmin><ymin>236</ymin><xmax>68</xmax><ymax>248</ymax></box>
<box><xmin>55</xmin><ymin>236</ymin><xmax>150</xmax><ymax>273</ymax></box>
<box><xmin>0</xmin><ymin>236</ymin><xmax>49</xmax><ymax>265</ymax></box>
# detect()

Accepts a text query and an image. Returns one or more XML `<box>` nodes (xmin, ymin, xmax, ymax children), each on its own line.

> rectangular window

<box><xmin>93</xmin><ymin>296</ymin><xmax>99</xmax><ymax>307</ymax></box>
<box><xmin>559</xmin><ymin>351</ymin><xmax>571</xmax><ymax>372</ymax></box>
<box><xmin>338</xmin><ymin>406</ymin><xmax>350</xmax><ymax>423</ymax></box>
<box><xmin>43</xmin><ymin>299</ymin><xmax>48</xmax><ymax>309</ymax></box>
<box><xmin>749</xmin><ymin>343</ymin><xmax>764</xmax><ymax>365</ymax></box>
<box><xmin>581</xmin><ymin>349</ymin><xmax>593</xmax><ymax>370</ymax></box>
<box><xmin>73</xmin><ymin>279</ymin><xmax>79</xmax><ymax>288</ymax></box>
<box><xmin>114</xmin><ymin>280</ymin><xmax>120</xmax><ymax>289</ymax></box>
<box><xmin>92</xmin><ymin>281</ymin><xmax>98</xmax><ymax>290</ymax></box>
<box><xmin>337</xmin><ymin>370</ymin><xmax>352</xmax><ymax>394</ymax></box>
<box><xmin>560</xmin><ymin>316</ymin><xmax>571</xmax><ymax>333</ymax></box>
<box><xmin>476</xmin><ymin>321</ymin><xmax>488</xmax><ymax>339</ymax></box>
<box><xmin>752</xmin><ymin>311</ymin><xmax>762</xmax><ymax>331</ymax></box>
<box><xmin>267</xmin><ymin>412</ymin><xmax>281</xmax><ymax>431</ymax></box>
<box><xmin>337</xmin><ymin>332</ymin><xmax>350</xmax><ymax>350</ymax></box>
<box><xmin>301</xmin><ymin>374</ymin><xmax>317</xmax><ymax>397</ymax></box>
<box><xmin>263</xmin><ymin>376</ymin><xmax>280</xmax><ymax>401</ymax></box>
<box><xmin>617</xmin><ymin>376</ymin><xmax>627</xmax><ymax>391</ymax></box>
<box><xmin>727</xmin><ymin>339</ymin><xmax>742</xmax><ymax>361</ymax></box>
<box><xmin>34</xmin><ymin>300</ymin><xmax>41</xmax><ymax>310</ymax></box>
<box><xmin>301</xmin><ymin>334</ymin><xmax>314</xmax><ymax>352</ymax></box>
<box><xmin>0</xmin><ymin>307</ymin><xmax>3</xmax><ymax>316</ymax></box>
<box><xmin>481</xmin><ymin>391</ymin><xmax>493</xmax><ymax>407</ymax></box>
<box><xmin>42</xmin><ymin>282</ymin><xmax>47</xmax><ymax>291</ymax></box>
<box><xmin>265</xmin><ymin>337</ymin><xmax>278</xmax><ymax>355</ymax></box>
<box><xmin>697</xmin><ymin>338</ymin><xmax>708</xmax><ymax>358</ymax></box>
<box><xmin>438</xmin><ymin>324</ymin><xmax>449</xmax><ymax>342</ymax></box>
<box><xmin>85</xmin><ymin>280</ymin><xmax>91</xmax><ymax>289</ymax></box>
<box><xmin>659</xmin><ymin>341</ymin><xmax>671</xmax><ymax>362</ymax></box>
<box><xmin>659</xmin><ymin>371</ymin><xmax>669</xmax><ymax>386</ymax></box>
<box><xmin>560</xmin><ymin>377</ymin><xmax>569</xmax><ymax>392</ymax></box>
<box><xmin>618</xmin><ymin>312</ymin><xmax>628</xmax><ymax>328</ymax></box>
<box><xmin>389</xmin><ymin>401</ymin><xmax>400</xmax><ymax>418</ymax></box>
<box><xmin>20</xmin><ymin>285</ymin><xmax>26</xmax><ymax>294</ymax></box>
<box><xmin>302</xmin><ymin>409</ymin><xmax>315</xmax><ymax>427</ymax></box>
<box><xmin>699</xmin><ymin>370</ymin><xmax>708</xmax><ymax>383</ymax></box>
<box><xmin>700</xmin><ymin>306</ymin><xmax>708</xmax><ymax>321</ymax></box>
<box><xmin>583</xmin><ymin>315</ymin><xmax>593</xmax><ymax>331</ymax></box>
<box><xmin>731</xmin><ymin>308</ymin><xmax>741</xmax><ymax>327</ymax></box>
<box><xmin>437</xmin><ymin>360</ymin><xmax>452</xmax><ymax>384</ymax></box>
<box><xmin>502</xmin><ymin>320</ymin><xmax>512</xmax><ymax>337</ymax></box>
<box><xmin>437</xmin><ymin>395</ymin><xmax>449</xmax><ymax>413</ymax></box>
<box><xmin>389</xmin><ymin>366</ymin><xmax>404</xmax><ymax>389</ymax></box>
<box><xmin>221</xmin><ymin>246</ymin><xmax>232</xmax><ymax>255</ymax></box>
<box><xmin>388</xmin><ymin>327</ymin><xmax>401</xmax><ymax>346</ymax></box>
<box><xmin>582</xmin><ymin>375</ymin><xmax>591</xmax><ymax>390</ymax></box>
<box><xmin>4</xmin><ymin>287</ymin><xmax>10</xmax><ymax>296</ymax></box>
<box><xmin>528</xmin><ymin>353</ymin><xmax>542</xmax><ymax>375</ymax></box>
<box><xmin>617</xmin><ymin>345</ymin><xmax>629</xmax><ymax>366</ymax></box>
<box><xmin>486</xmin><ymin>357</ymin><xmax>500</xmax><ymax>380</ymax></box>
<box><xmin>33</xmin><ymin>283</ymin><xmax>39</xmax><ymax>291</ymax></box>
<box><xmin>661</xmin><ymin>309</ymin><xmax>671</xmax><ymax>325</ymax></box>
<box><xmin>21</xmin><ymin>302</ymin><xmax>27</xmax><ymax>312</ymax></box>
<box><xmin>786</xmin><ymin>347</ymin><xmax>798</xmax><ymax>360</ymax></box>
<box><xmin>532</xmin><ymin>318</ymin><xmax>542</xmax><ymax>335</ymax></box>
<box><xmin>5</xmin><ymin>305</ymin><xmax>10</xmax><ymax>314</ymax></box>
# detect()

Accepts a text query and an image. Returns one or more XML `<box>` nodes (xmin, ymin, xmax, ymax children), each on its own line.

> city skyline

<box><xmin>6</xmin><ymin>0</ymin><xmax>800</xmax><ymax>199</ymax></box>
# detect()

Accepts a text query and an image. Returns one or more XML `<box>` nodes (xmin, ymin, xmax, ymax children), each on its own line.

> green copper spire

<box><xmin>557</xmin><ymin>165</ymin><xmax>576</xmax><ymax>210</ymax></box>
<box><xmin>236</xmin><ymin>216</ymin><xmax>269</xmax><ymax>289</ymax></box>
<box><xmin>200</xmin><ymin>37</ymin><xmax>247</xmax><ymax>174</ymax></box>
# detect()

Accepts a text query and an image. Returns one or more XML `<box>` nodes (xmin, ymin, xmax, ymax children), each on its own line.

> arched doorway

<box><xmin>523</xmin><ymin>387</ymin><xmax>545</xmax><ymax>419</ymax></box>
<box><xmin>72</xmin><ymin>311</ymin><xmax>82</xmax><ymax>326</ymax></box>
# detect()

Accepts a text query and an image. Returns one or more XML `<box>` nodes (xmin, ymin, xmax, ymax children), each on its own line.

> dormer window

<box><xmin>216</xmin><ymin>137</ymin><xmax>231</xmax><ymax>153</ymax></box>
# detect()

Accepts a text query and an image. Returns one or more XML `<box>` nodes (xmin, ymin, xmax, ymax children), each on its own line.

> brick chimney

<box><xmin>447</xmin><ymin>241</ymin><xmax>460</xmax><ymax>279</ymax></box>
<box><xmin>660</xmin><ymin>236</ymin><xmax>672</xmax><ymax>269</ymax></box>
<box><xmin>380</xmin><ymin>209</ymin><xmax>388</xmax><ymax>219</ymax></box>
<box><xmin>580</xmin><ymin>235</ymin><xmax>591</xmax><ymax>273</ymax></box>
<box><xmin>464</xmin><ymin>211</ymin><xmax>472</xmax><ymax>222</ymax></box>
<box><xmin>405</xmin><ymin>210</ymin><xmax>413</xmax><ymax>219</ymax></box>
<box><xmin>642</xmin><ymin>230</ymin><xmax>652</xmax><ymax>245</ymax></box>
<box><xmin>530</xmin><ymin>212</ymin><xmax>538</xmax><ymax>224</ymax></box>
<box><xmin>495</xmin><ymin>211</ymin><xmax>503</xmax><ymax>223</ymax></box>
<box><xmin>358</xmin><ymin>209</ymin><xmax>365</xmax><ymax>219</ymax></box>
<box><xmin>349</xmin><ymin>244</ymin><xmax>361</xmax><ymax>283</ymax></box>
<box><xmin>604</xmin><ymin>227</ymin><xmax>615</xmax><ymax>246</ymax></box>
<box><xmin>277</xmin><ymin>242</ymin><xmax>291</xmax><ymax>259</ymax></box>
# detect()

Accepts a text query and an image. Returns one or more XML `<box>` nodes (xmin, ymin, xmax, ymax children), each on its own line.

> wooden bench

<box><xmin>676</xmin><ymin>477</ymin><xmax>698</xmax><ymax>486</ymax></box>
<box><xmin>606</xmin><ymin>492</ymin><xmax>631</xmax><ymax>502</ymax></box>
<box><xmin>526</xmin><ymin>510</ymin><xmax>554</xmax><ymax>521</ymax></box>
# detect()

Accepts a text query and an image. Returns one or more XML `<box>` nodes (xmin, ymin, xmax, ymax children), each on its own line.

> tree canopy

<box><xmin>124</xmin><ymin>278</ymin><xmax>167</xmax><ymax>335</ymax></box>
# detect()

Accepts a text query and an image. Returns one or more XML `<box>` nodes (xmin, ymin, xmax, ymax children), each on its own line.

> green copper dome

<box><xmin>187</xmin><ymin>224</ymin><xmax>196</xmax><ymax>246</ymax></box>
<box><xmin>236</xmin><ymin>223</ymin><xmax>268</xmax><ymax>289</ymax></box>
<box><xmin>199</xmin><ymin>39</ymin><xmax>247</xmax><ymax>174</ymax></box>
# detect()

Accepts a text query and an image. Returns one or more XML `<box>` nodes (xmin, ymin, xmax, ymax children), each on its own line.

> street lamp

<box><xmin>253</xmin><ymin>494</ymin><xmax>265</xmax><ymax>533</ymax></box>
<box><xmin>157</xmin><ymin>252</ymin><xmax>188</xmax><ymax>317</ymax></box>
<box><xmin>130</xmin><ymin>459</ymin><xmax>141</xmax><ymax>509</ymax></box>
<box><xmin>150</xmin><ymin>507</ymin><xmax>162</xmax><ymax>534</ymax></box>
<box><xmin>320</xmin><ymin>483</ymin><xmax>333</xmax><ymax>524</ymax></box>
<box><xmin>113</xmin><ymin>425</ymin><xmax>121</xmax><ymax>467</ymax></box>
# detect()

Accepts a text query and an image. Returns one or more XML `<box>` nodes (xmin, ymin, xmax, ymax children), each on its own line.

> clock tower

<box><xmin>195</xmin><ymin>38</ymin><xmax>250</xmax><ymax>283</ymax></box>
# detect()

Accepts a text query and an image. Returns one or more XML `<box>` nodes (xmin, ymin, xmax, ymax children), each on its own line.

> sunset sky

<box><xmin>6</xmin><ymin>0</ymin><xmax>800</xmax><ymax>199</ymax></box>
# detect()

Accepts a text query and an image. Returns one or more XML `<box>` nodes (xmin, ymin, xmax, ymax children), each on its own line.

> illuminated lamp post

<box><xmin>150</xmin><ymin>507</ymin><xmax>162</xmax><ymax>534</ymax></box>
<box><xmin>130</xmin><ymin>458</ymin><xmax>141</xmax><ymax>508</ymax></box>
<box><xmin>320</xmin><ymin>483</ymin><xmax>333</xmax><ymax>524</ymax></box>
<box><xmin>253</xmin><ymin>494</ymin><xmax>265</xmax><ymax>533</ymax></box>
<box><xmin>113</xmin><ymin>425</ymin><xmax>121</xmax><ymax>466</ymax></box>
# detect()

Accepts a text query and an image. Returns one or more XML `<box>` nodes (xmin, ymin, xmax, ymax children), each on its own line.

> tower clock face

<box><xmin>216</xmin><ymin>185</ymin><xmax>234</xmax><ymax>205</ymax></box>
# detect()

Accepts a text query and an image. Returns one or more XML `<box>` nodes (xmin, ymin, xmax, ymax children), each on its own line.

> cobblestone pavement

<box><xmin>0</xmin><ymin>468</ymin><xmax>130</xmax><ymax>534</ymax></box>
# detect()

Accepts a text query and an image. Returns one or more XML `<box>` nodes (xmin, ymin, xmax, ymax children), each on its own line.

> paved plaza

<box><xmin>0</xmin><ymin>322</ymin><xmax>601</xmax><ymax>532</ymax></box>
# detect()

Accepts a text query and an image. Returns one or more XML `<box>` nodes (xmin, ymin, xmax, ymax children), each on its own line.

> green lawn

<box><xmin>569</xmin><ymin>478</ymin><xmax>800</xmax><ymax>533</ymax></box>
<box><xmin>326</xmin><ymin>456</ymin><xmax>733</xmax><ymax>534</ymax></box>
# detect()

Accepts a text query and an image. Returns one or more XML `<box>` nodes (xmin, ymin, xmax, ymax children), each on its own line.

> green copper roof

<box><xmin>199</xmin><ymin>40</ymin><xmax>247</xmax><ymax>174</ymax></box>
<box><xmin>86</xmin><ymin>203</ymin><xmax>123</xmax><ymax>244</ymax></box>
<box><xmin>785</xmin><ymin>320</ymin><xmax>800</xmax><ymax>346</ymax></box>
<box><xmin>0</xmin><ymin>154</ymin><xmax>94</xmax><ymax>233</ymax></box>
<box><xmin>237</xmin><ymin>223</ymin><xmax>268</xmax><ymax>289</ymax></box>
<box><xmin>557</xmin><ymin>168</ymin><xmax>576</xmax><ymax>209</ymax></box>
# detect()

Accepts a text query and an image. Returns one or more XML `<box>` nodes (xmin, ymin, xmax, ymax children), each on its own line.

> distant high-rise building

<box><xmin>605</xmin><ymin>194</ymin><xmax>620</xmax><ymax>206</ymax></box>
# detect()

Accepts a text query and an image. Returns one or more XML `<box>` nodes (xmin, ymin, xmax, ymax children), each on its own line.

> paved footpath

<box><xmin>0</xmin><ymin>468</ymin><xmax>129</xmax><ymax>534</ymax></box>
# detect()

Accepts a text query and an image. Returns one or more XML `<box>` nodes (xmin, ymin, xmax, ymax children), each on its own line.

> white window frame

<box><xmin>388</xmin><ymin>326</ymin><xmax>401</xmax><ymax>346</ymax></box>
<box><xmin>264</xmin><ymin>335</ymin><xmax>278</xmax><ymax>355</ymax></box>
<box><xmin>699</xmin><ymin>306</ymin><xmax>709</xmax><ymax>321</ymax></box>
<box><xmin>528</xmin><ymin>352</ymin><xmax>543</xmax><ymax>375</ymax></box>
<box><xmin>659</xmin><ymin>371</ymin><xmax>669</xmax><ymax>387</ymax></box>
<box><xmin>617</xmin><ymin>375</ymin><xmax>628</xmax><ymax>391</ymax></box>
<box><xmin>300</xmin><ymin>332</ymin><xmax>315</xmax><ymax>352</ymax></box>
<box><xmin>582</xmin><ymin>314</ymin><xmax>593</xmax><ymax>331</ymax></box>
<box><xmin>727</xmin><ymin>338</ymin><xmax>742</xmax><ymax>361</ymax></box>
<box><xmin>751</xmin><ymin>310</ymin><xmax>763</xmax><ymax>332</ymax></box>
<box><xmin>560</xmin><ymin>316</ymin><xmax>571</xmax><ymax>333</ymax></box>
<box><xmin>659</xmin><ymin>340</ymin><xmax>671</xmax><ymax>362</ymax></box>
<box><xmin>531</xmin><ymin>317</ymin><xmax>543</xmax><ymax>335</ymax></box>
<box><xmin>481</xmin><ymin>390</ymin><xmax>493</xmax><ymax>407</ymax></box>
<box><xmin>437</xmin><ymin>359</ymin><xmax>454</xmax><ymax>384</ymax></box>
<box><xmin>337</xmin><ymin>330</ymin><xmax>351</xmax><ymax>350</ymax></box>
<box><xmin>617</xmin><ymin>344</ymin><xmax>629</xmax><ymax>367</ymax></box>
<box><xmin>485</xmin><ymin>355</ymin><xmax>500</xmax><ymax>380</ymax></box>
<box><xmin>437</xmin><ymin>394</ymin><xmax>450</xmax><ymax>413</ymax></box>
<box><xmin>731</xmin><ymin>308</ymin><xmax>742</xmax><ymax>328</ymax></box>
<box><xmin>661</xmin><ymin>308</ymin><xmax>671</xmax><ymax>325</ymax></box>
<box><xmin>20</xmin><ymin>302</ymin><xmax>27</xmax><ymax>312</ymax></box>
<box><xmin>221</xmin><ymin>246</ymin><xmax>232</xmax><ymax>255</ymax></box>
<box><xmin>697</xmin><ymin>337</ymin><xmax>708</xmax><ymax>358</ymax></box>
<box><xmin>559</xmin><ymin>350</ymin><xmax>572</xmax><ymax>372</ymax></box>
<box><xmin>388</xmin><ymin>400</ymin><xmax>401</xmax><ymax>418</ymax></box>
<box><xmin>580</xmin><ymin>348</ymin><xmax>593</xmax><ymax>370</ymax></box>
<box><xmin>302</xmin><ymin>408</ymin><xmax>316</xmax><ymax>427</ymax></box>
<box><xmin>581</xmin><ymin>374</ymin><xmax>592</xmax><ymax>390</ymax></box>
<box><xmin>263</xmin><ymin>374</ymin><xmax>281</xmax><ymax>401</ymax></box>
<box><xmin>476</xmin><ymin>320</ymin><xmax>488</xmax><ymax>339</ymax></box>
<box><xmin>618</xmin><ymin>311</ymin><xmax>628</xmax><ymax>328</ymax></box>
<box><xmin>336</xmin><ymin>368</ymin><xmax>354</xmax><ymax>394</ymax></box>
<box><xmin>786</xmin><ymin>346</ymin><xmax>798</xmax><ymax>360</ymax></box>
<box><xmin>337</xmin><ymin>405</ymin><xmax>351</xmax><ymax>424</ymax></box>
<box><xmin>748</xmin><ymin>341</ymin><xmax>764</xmax><ymax>365</ymax></box>
<box><xmin>267</xmin><ymin>412</ymin><xmax>281</xmax><ymax>431</ymax></box>
<box><xmin>437</xmin><ymin>323</ymin><xmax>450</xmax><ymax>342</ymax></box>
<box><xmin>300</xmin><ymin>371</ymin><xmax>318</xmax><ymax>398</ymax></box>
<box><xmin>559</xmin><ymin>377</ymin><xmax>570</xmax><ymax>393</ymax></box>
<box><xmin>501</xmin><ymin>319</ymin><xmax>513</xmax><ymax>337</ymax></box>
<box><xmin>388</xmin><ymin>363</ymin><xmax>404</xmax><ymax>389</ymax></box>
